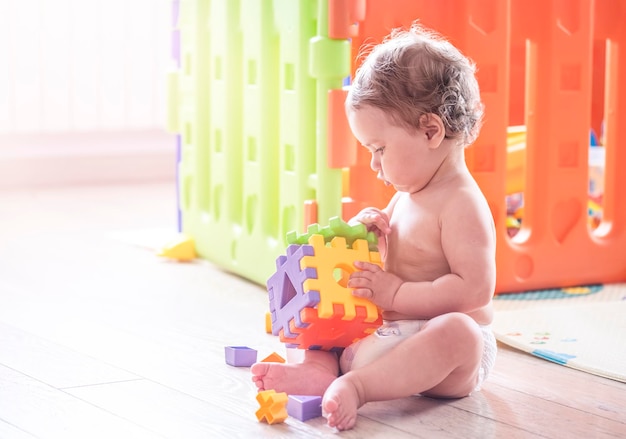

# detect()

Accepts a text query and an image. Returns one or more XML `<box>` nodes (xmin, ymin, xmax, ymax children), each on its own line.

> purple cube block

<box><xmin>224</xmin><ymin>346</ymin><xmax>257</xmax><ymax>367</ymax></box>
<box><xmin>287</xmin><ymin>395</ymin><xmax>322</xmax><ymax>421</ymax></box>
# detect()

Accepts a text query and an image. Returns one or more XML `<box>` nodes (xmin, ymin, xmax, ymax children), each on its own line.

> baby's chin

<box><xmin>378</xmin><ymin>177</ymin><xmax>391</xmax><ymax>187</ymax></box>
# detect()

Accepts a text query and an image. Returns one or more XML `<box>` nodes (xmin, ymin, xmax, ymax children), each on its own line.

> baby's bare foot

<box><xmin>322</xmin><ymin>375</ymin><xmax>363</xmax><ymax>431</ymax></box>
<box><xmin>250</xmin><ymin>362</ymin><xmax>336</xmax><ymax>396</ymax></box>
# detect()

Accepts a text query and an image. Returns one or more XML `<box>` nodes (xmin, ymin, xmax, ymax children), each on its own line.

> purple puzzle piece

<box><xmin>224</xmin><ymin>346</ymin><xmax>257</xmax><ymax>367</ymax></box>
<box><xmin>287</xmin><ymin>395</ymin><xmax>323</xmax><ymax>421</ymax></box>
<box><xmin>267</xmin><ymin>244</ymin><xmax>320</xmax><ymax>340</ymax></box>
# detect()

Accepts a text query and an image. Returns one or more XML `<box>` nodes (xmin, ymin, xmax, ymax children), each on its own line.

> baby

<box><xmin>252</xmin><ymin>23</ymin><xmax>497</xmax><ymax>431</ymax></box>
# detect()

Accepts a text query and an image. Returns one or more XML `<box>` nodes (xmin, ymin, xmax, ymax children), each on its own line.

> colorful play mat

<box><xmin>493</xmin><ymin>283</ymin><xmax>626</xmax><ymax>383</ymax></box>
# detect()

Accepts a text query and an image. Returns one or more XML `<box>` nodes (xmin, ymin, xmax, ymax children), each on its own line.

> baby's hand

<box><xmin>348</xmin><ymin>261</ymin><xmax>403</xmax><ymax>311</ymax></box>
<box><xmin>350</xmin><ymin>208</ymin><xmax>391</xmax><ymax>259</ymax></box>
<box><xmin>351</xmin><ymin>208</ymin><xmax>391</xmax><ymax>236</ymax></box>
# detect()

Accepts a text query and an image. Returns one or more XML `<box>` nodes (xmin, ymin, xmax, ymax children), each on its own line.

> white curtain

<box><xmin>0</xmin><ymin>0</ymin><xmax>172</xmax><ymax>133</ymax></box>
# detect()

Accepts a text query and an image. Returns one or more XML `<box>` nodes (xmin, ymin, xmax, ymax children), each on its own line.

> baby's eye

<box><xmin>374</xmin><ymin>146</ymin><xmax>385</xmax><ymax>154</ymax></box>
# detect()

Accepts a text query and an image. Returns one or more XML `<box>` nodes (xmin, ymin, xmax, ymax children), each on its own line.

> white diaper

<box><xmin>339</xmin><ymin>319</ymin><xmax>497</xmax><ymax>392</ymax></box>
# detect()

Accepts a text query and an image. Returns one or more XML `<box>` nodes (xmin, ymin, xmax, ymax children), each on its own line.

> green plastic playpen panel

<box><xmin>172</xmin><ymin>0</ymin><xmax>349</xmax><ymax>285</ymax></box>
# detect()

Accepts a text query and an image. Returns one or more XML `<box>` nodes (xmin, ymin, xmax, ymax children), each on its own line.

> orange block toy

<box><xmin>261</xmin><ymin>352</ymin><xmax>286</xmax><ymax>363</ymax></box>
<box><xmin>255</xmin><ymin>390</ymin><xmax>288</xmax><ymax>424</ymax></box>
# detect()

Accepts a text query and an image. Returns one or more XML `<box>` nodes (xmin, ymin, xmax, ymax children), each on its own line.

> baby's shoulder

<box><xmin>442</xmin><ymin>184</ymin><xmax>494</xmax><ymax>227</ymax></box>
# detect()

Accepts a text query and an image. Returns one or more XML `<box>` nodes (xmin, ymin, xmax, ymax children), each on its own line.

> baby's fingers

<box><xmin>351</xmin><ymin>209</ymin><xmax>391</xmax><ymax>236</ymax></box>
<box><xmin>350</xmin><ymin>287</ymin><xmax>373</xmax><ymax>299</ymax></box>
<box><xmin>368</xmin><ymin>217</ymin><xmax>391</xmax><ymax>235</ymax></box>
<box><xmin>353</xmin><ymin>260</ymin><xmax>382</xmax><ymax>272</ymax></box>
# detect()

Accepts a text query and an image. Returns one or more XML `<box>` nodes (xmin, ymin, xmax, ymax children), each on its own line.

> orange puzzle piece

<box><xmin>261</xmin><ymin>352</ymin><xmax>286</xmax><ymax>363</ymax></box>
<box><xmin>255</xmin><ymin>390</ymin><xmax>288</xmax><ymax>424</ymax></box>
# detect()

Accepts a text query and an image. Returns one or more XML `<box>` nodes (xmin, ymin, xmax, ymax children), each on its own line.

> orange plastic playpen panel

<box><xmin>491</xmin><ymin>0</ymin><xmax>626</xmax><ymax>293</ymax></box>
<box><xmin>328</xmin><ymin>0</ymin><xmax>626</xmax><ymax>293</ymax></box>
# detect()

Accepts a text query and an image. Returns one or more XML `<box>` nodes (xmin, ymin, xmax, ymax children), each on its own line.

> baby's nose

<box><xmin>370</xmin><ymin>154</ymin><xmax>381</xmax><ymax>171</ymax></box>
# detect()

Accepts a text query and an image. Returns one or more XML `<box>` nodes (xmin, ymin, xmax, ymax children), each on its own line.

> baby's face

<box><xmin>347</xmin><ymin>106</ymin><xmax>441</xmax><ymax>194</ymax></box>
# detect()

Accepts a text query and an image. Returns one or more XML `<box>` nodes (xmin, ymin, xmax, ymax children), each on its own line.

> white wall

<box><xmin>0</xmin><ymin>0</ymin><xmax>176</xmax><ymax>188</ymax></box>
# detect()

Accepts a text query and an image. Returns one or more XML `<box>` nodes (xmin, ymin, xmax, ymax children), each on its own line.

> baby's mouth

<box><xmin>378</xmin><ymin>174</ymin><xmax>390</xmax><ymax>186</ymax></box>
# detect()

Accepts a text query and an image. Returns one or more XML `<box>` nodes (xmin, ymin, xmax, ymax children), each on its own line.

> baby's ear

<box><xmin>419</xmin><ymin>114</ymin><xmax>445</xmax><ymax>148</ymax></box>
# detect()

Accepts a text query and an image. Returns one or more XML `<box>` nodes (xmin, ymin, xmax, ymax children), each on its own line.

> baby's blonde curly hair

<box><xmin>347</xmin><ymin>23</ymin><xmax>484</xmax><ymax>147</ymax></box>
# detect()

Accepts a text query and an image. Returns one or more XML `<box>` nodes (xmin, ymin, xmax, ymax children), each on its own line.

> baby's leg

<box><xmin>322</xmin><ymin>313</ymin><xmax>483</xmax><ymax>430</ymax></box>
<box><xmin>251</xmin><ymin>349</ymin><xmax>339</xmax><ymax>396</ymax></box>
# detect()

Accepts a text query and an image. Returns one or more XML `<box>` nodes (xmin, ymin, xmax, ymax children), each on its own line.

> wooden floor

<box><xmin>0</xmin><ymin>182</ymin><xmax>624</xmax><ymax>439</ymax></box>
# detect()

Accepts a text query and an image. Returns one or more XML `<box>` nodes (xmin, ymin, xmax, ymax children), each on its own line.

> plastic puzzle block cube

<box><xmin>287</xmin><ymin>395</ymin><xmax>322</xmax><ymax>421</ymax></box>
<box><xmin>224</xmin><ymin>346</ymin><xmax>257</xmax><ymax>367</ymax></box>
<box><xmin>256</xmin><ymin>390</ymin><xmax>288</xmax><ymax>424</ymax></box>
<box><xmin>267</xmin><ymin>233</ymin><xmax>383</xmax><ymax>351</ymax></box>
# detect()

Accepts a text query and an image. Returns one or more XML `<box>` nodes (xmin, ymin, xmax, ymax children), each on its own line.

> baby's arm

<box><xmin>350</xmin><ymin>192</ymin><xmax>496</xmax><ymax>318</ymax></box>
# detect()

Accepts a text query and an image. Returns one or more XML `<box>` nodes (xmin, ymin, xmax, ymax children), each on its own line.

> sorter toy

<box><xmin>168</xmin><ymin>0</ymin><xmax>626</xmax><ymax>293</ymax></box>
<box><xmin>267</xmin><ymin>217</ymin><xmax>382</xmax><ymax>351</ymax></box>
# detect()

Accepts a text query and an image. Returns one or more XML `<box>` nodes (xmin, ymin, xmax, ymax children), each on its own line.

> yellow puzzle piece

<box><xmin>157</xmin><ymin>234</ymin><xmax>197</xmax><ymax>262</ymax></box>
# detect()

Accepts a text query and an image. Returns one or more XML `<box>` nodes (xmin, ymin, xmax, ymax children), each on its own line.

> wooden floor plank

<box><xmin>0</xmin><ymin>420</ymin><xmax>37</xmax><ymax>439</ymax></box>
<box><xmin>0</xmin><ymin>322</ymin><xmax>139</xmax><ymax>389</ymax></box>
<box><xmin>491</xmin><ymin>345</ymin><xmax>626</xmax><ymax>423</ymax></box>
<box><xmin>452</xmin><ymin>383</ymin><xmax>624</xmax><ymax>438</ymax></box>
<box><xmin>65</xmin><ymin>379</ymin><xmax>258</xmax><ymax>439</ymax></box>
<box><xmin>356</xmin><ymin>394</ymin><xmax>534</xmax><ymax>439</ymax></box>
<box><xmin>64</xmin><ymin>378</ymin><xmax>427</xmax><ymax>439</ymax></box>
<box><xmin>0</xmin><ymin>365</ymin><xmax>161</xmax><ymax>439</ymax></box>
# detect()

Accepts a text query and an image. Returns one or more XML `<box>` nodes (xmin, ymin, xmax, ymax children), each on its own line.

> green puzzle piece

<box><xmin>286</xmin><ymin>216</ymin><xmax>379</xmax><ymax>251</ymax></box>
